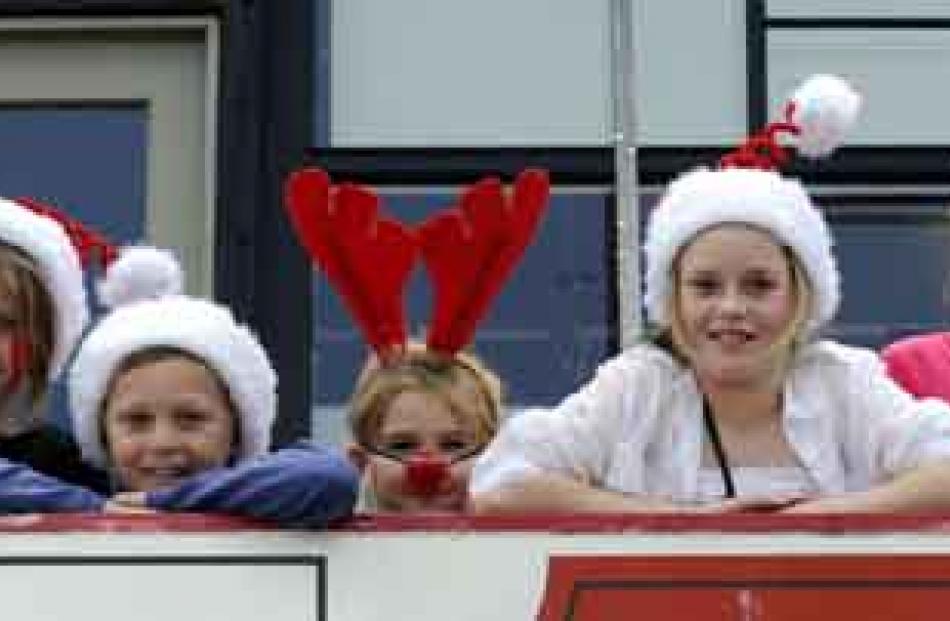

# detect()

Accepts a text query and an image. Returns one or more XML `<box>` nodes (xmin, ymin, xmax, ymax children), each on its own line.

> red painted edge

<box><xmin>4</xmin><ymin>511</ymin><xmax>950</xmax><ymax>534</ymax></box>
<box><xmin>337</xmin><ymin>511</ymin><xmax>950</xmax><ymax>534</ymax></box>
<box><xmin>0</xmin><ymin>513</ymin><xmax>274</xmax><ymax>533</ymax></box>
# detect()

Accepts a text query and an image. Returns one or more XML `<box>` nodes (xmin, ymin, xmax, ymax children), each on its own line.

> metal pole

<box><xmin>609</xmin><ymin>0</ymin><xmax>640</xmax><ymax>348</ymax></box>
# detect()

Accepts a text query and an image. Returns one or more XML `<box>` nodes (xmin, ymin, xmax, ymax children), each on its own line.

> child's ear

<box><xmin>345</xmin><ymin>442</ymin><xmax>369</xmax><ymax>473</ymax></box>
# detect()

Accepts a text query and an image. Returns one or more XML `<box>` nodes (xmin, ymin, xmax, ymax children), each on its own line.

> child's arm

<box><xmin>143</xmin><ymin>444</ymin><xmax>359</xmax><ymax>527</ymax></box>
<box><xmin>0</xmin><ymin>457</ymin><xmax>105</xmax><ymax>513</ymax></box>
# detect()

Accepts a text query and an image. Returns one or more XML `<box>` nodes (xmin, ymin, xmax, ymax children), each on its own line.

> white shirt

<box><xmin>696</xmin><ymin>466</ymin><xmax>817</xmax><ymax>503</ymax></box>
<box><xmin>471</xmin><ymin>341</ymin><xmax>950</xmax><ymax>502</ymax></box>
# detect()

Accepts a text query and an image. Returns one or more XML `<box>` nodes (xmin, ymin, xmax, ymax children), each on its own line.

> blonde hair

<box><xmin>0</xmin><ymin>244</ymin><xmax>55</xmax><ymax>401</ymax></box>
<box><xmin>666</xmin><ymin>226</ymin><xmax>813</xmax><ymax>373</ymax></box>
<box><xmin>348</xmin><ymin>345</ymin><xmax>503</xmax><ymax>448</ymax></box>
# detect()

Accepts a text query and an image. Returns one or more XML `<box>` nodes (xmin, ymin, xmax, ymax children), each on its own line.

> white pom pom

<box><xmin>788</xmin><ymin>74</ymin><xmax>862</xmax><ymax>158</ymax></box>
<box><xmin>97</xmin><ymin>246</ymin><xmax>183</xmax><ymax>309</ymax></box>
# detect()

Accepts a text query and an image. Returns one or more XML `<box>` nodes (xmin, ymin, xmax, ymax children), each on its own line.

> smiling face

<box><xmin>347</xmin><ymin>349</ymin><xmax>501</xmax><ymax>513</ymax></box>
<box><xmin>102</xmin><ymin>354</ymin><xmax>237</xmax><ymax>492</ymax></box>
<box><xmin>671</xmin><ymin>224</ymin><xmax>804</xmax><ymax>389</ymax></box>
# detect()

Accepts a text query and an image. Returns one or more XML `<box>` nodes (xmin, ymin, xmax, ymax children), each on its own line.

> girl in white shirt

<box><xmin>471</xmin><ymin>75</ymin><xmax>950</xmax><ymax>514</ymax></box>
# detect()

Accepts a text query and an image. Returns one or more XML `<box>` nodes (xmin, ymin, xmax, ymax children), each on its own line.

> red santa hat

<box><xmin>0</xmin><ymin>198</ymin><xmax>116</xmax><ymax>381</ymax></box>
<box><xmin>643</xmin><ymin>74</ymin><xmax>861</xmax><ymax>334</ymax></box>
<box><xmin>68</xmin><ymin>246</ymin><xmax>277</xmax><ymax>468</ymax></box>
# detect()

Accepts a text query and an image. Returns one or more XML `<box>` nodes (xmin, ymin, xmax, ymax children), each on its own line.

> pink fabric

<box><xmin>882</xmin><ymin>332</ymin><xmax>950</xmax><ymax>402</ymax></box>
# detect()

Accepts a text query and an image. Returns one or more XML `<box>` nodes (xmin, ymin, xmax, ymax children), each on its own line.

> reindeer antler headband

<box><xmin>283</xmin><ymin>168</ymin><xmax>550</xmax><ymax>360</ymax></box>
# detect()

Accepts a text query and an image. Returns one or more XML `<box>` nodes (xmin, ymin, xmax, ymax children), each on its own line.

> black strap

<box><xmin>702</xmin><ymin>397</ymin><xmax>736</xmax><ymax>498</ymax></box>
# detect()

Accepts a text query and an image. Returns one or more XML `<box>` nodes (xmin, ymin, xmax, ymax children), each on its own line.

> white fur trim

<box><xmin>789</xmin><ymin>74</ymin><xmax>861</xmax><ymax>159</ymax></box>
<box><xmin>98</xmin><ymin>246</ymin><xmax>183</xmax><ymax>309</ymax></box>
<box><xmin>69</xmin><ymin>296</ymin><xmax>277</xmax><ymax>468</ymax></box>
<box><xmin>643</xmin><ymin>167</ymin><xmax>839</xmax><ymax>334</ymax></box>
<box><xmin>0</xmin><ymin>199</ymin><xmax>87</xmax><ymax>380</ymax></box>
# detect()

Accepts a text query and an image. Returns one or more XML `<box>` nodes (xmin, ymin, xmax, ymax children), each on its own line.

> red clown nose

<box><xmin>4</xmin><ymin>333</ymin><xmax>30</xmax><ymax>395</ymax></box>
<box><xmin>404</xmin><ymin>452</ymin><xmax>450</xmax><ymax>497</ymax></box>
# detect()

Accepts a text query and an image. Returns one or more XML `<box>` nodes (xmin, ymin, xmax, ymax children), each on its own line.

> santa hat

<box><xmin>68</xmin><ymin>246</ymin><xmax>277</xmax><ymax>468</ymax></box>
<box><xmin>643</xmin><ymin>74</ymin><xmax>861</xmax><ymax>334</ymax></box>
<box><xmin>0</xmin><ymin>198</ymin><xmax>116</xmax><ymax>381</ymax></box>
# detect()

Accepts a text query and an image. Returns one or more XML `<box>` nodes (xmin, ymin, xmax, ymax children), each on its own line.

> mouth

<box><xmin>706</xmin><ymin>328</ymin><xmax>758</xmax><ymax>348</ymax></box>
<box><xmin>138</xmin><ymin>466</ymin><xmax>194</xmax><ymax>487</ymax></box>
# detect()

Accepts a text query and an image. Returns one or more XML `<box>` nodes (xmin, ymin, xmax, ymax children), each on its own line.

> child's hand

<box><xmin>104</xmin><ymin>491</ymin><xmax>156</xmax><ymax>514</ymax></box>
<box><xmin>692</xmin><ymin>495</ymin><xmax>809</xmax><ymax>514</ymax></box>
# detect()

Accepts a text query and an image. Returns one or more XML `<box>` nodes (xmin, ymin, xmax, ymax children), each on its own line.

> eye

<box><xmin>174</xmin><ymin>409</ymin><xmax>215</xmax><ymax>431</ymax></box>
<box><xmin>685</xmin><ymin>276</ymin><xmax>720</xmax><ymax>296</ymax></box>
<box><xmin>113</xmin><ymin>411</ymin><xmax>153</xmax><ymax>433</ymax></box>
<box><xmin>742</xmin><ymin>274</ymin><xmax>779</xmax><ymax>295</ymax></box>
<box><xmin>439</xmin><ymin>438</ymin><xmax>470</xmax><ymax>454</ymax></box>
<box><xmin>380</xmin><ymin>438</ymin><xmax>418</xmax><ymax>456</ymax></box>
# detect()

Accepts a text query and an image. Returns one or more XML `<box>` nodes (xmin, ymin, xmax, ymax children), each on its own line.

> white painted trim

<box><xmin>2</xmin><ymin>527</ymin><xmax>950</xmax><ymax>620</ymax></box>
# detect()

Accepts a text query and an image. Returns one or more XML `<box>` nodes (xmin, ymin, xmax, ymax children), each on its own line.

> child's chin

<box><xmin>403</xmin><ymin>494</ymin><xmax>466</xmax><ymax>514</ymax></box>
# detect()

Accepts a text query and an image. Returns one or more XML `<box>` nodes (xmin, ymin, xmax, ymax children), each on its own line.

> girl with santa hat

<box><xmin>56</xmin><ymin>246</ymin><xmax>360</xmax><ymax>526</ymax></box>
<box><xmin>470</xmin><ymin>75</ymin><xmax>950</xmax><ymax>514</ymax></box>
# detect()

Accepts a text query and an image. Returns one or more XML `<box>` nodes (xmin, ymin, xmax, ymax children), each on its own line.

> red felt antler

<box><xmin>283</xmin><ymin>168</ymin><xmax>418</xmax><ymax>358</ymax></box>
<box><xmin>418</xmin><ymin>168</ymin><xmax>549</xmax><ymax>355</ymax></box>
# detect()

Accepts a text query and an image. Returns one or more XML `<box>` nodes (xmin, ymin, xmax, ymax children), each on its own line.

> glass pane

<box><xmin>828</xmin><ymin>200</ymin><xmax>950</xmax><ymax>346</ymax></box>
<box><xmin>0</xmin><ymin>106</ymin><xmax>146</xmax><ymax>243</ymax></box>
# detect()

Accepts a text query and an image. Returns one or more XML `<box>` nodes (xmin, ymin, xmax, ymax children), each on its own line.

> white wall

<box><xmin>331</xmin><ymin>0</ymin><xmax>611</xmax><ymax>146</ymax></box>
<box><xmin>633</xmin><ymin>0</ymin><xmax>748</xmax><ymax>144</ymax></box>
<box><xmin>331</xmin><ymin>0</ymin><xmax>753</xmax><ymax>147</ymax></box>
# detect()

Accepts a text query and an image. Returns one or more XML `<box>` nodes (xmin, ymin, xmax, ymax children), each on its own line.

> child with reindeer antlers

<box><xmin>283</xmin><ymin>167</ymin><xmax>547</xmax><ymax>512</ymax></box>
<box><xmin>470</xmin><ymin>75</ymin><xmax>950</xmax><ymax>515</ymax></box>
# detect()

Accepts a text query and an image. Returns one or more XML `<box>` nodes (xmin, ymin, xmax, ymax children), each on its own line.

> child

<box><xmin>346</xmin><ymin>344</ymin><xmax>503</xmax><ymax>512</ymax></box>
<box><xmin>66</xmin><ymin>247</ymin><xmax>359</xmax><ymax>527</ymax></box>
<box><xmin>0</xmin><ymin>197</ymin><xmax>109</xmax><ymax>492</ymax></box>
<box><xmin>881</xmin><ymin>333</ymin><xmax>950</xmax><ymax>403</ymax></box>
<box><xmin>283</xmin><ymin>166</ymin><xmax>548</xmax><ymax>512</ymax></box>
<box><xmin>470</xmin><ymin>75</ymin><xmax>950</xmax><ymax>514</ymax></box>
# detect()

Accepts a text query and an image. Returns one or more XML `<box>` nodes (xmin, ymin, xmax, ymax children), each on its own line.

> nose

<box><xmin>146</xmin><ymin>419</ymin><xmax>185</xmax><ymax>452</ymax></box>
<box><xmin>404</xmin><ymin>450</ymin><xmax>451</xmax><ymax>498</ymax></box>
<box><xmin>718</xmin><ymin>286</ymin><xmax>748</xmax><ymax>317</ymax></box>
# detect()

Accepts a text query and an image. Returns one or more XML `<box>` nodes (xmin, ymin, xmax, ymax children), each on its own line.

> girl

<box><xmin>65</xmin><ymin>247</ymin><xmax>359</xmax><ymax>527</ymax></box>
<box><xmin>0</xmin><ymin>197</ymin><xmax>108</xmax><ymax>492</ymax></box>
<box><xmin>881</xmin><ymin>333</ymin><xmax>950</xmax><ymax>403</ymax></box>
<box><xmin>347</xmin><ymin>345</ymin><xmax>502</xmax><ymax>512</ymax></box>
<box><xmin>471</xmin><ymin>75</ymin><xmax>950</xmax><ymax>514</ymax></box>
